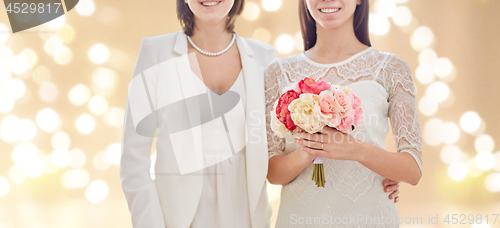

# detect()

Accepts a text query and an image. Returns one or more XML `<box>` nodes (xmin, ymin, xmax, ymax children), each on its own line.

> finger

<box><xmin>389</xmin><ymin>190</ymin><xmax>399</xmax><ymax>199</ymax></box>
<box><xmin>383</xmin><ymin>179</ymin><xmax>398</xmax><ymax>187</ymax></box>
<box><xmin>384</xmin><ymin>184</ymin><xmax>398</xmax><ymax>193</ymax></box>
<box><xmin>296</xmin><ymin>132</ymin><xmax>320</xmax><ymax>142</ymax></box>
<box><xmin>295</xmin><ymin>138</ymin><xmax>323</xmax><ymax>150</ymax></box>
<box><xmin>302</xmin><ymin>146</ymin><xmax>329</xmax><ymax>158</ymax></box>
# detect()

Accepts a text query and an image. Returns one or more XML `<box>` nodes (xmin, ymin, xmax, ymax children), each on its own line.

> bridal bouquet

<box><xmin>270</xmin><ymin>77</ymin><xmax>363</xmax><ymax>187</ymax></box>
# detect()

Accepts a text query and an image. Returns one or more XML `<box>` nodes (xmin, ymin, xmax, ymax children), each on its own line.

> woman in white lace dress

<box><xmin>265</xmin><ymin>0</ymin><xmax>422</xmax><ymax>227</ymax></box>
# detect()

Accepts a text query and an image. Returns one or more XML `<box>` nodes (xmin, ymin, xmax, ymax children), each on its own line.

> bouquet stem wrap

<box><xmin>312</xmin><ymin>156</ymin><xmax>325</xmax><ymax>187</ymax></box>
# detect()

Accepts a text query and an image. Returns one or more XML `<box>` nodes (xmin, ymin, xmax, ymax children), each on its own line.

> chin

<box><xmin>317</xmin><ymin>20</ymin><xmax>344</xmax><ymax>30</ymax></box>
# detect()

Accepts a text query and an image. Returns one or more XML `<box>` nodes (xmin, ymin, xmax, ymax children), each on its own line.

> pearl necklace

<box><xmin>187</xmin><ymin>33</ymin><xmax>236</xmax><ymax>57</ymax></box>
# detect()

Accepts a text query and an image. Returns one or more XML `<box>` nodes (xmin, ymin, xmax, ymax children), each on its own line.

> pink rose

<box><xmin>350</xmin><ymin>93</ymin><xmax>361</xmax><ymax>110</ymax></box>
<box><xmin>336</xmin><ymin>117</ymin><xmax>352</xmax><ymax>133</ymax></box>
<box><xmin>353</xmin><ymin>108</ymin><xmax>363</xmax><ymax>126</ymax></box>
<box><xmin>284</xmin><ymin>82</ymin><xmax>301</xmax><ymax>94</ymax></box>
<box><xmin>333</xmin><ymin>88</ymin><xmax>352</xmax><ymax>118</ymax></box>
<box><xmin>298</xmin><ymin>77</ymin><xmax>331</xmax><ymax>95</ymax></box>
<box><xmin>276</xmin><ymin>90</ymin><xmax>300</xmax><ymax>131</ymax></box>
<box><xmin>315</xmin><ymin>90</ymin><xmax>342</xmax><ymax>127</ymax></box>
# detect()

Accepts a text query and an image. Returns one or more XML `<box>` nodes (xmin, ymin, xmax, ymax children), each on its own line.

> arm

<box><xmin>263</xmin><ymin>59</ymin><xmax>315</xmax><ymax>185</ymax></box>
<box><xmin>120</xmin><ymin>38</ymin><xmax>166</xmax><ymax>228</ymax></box>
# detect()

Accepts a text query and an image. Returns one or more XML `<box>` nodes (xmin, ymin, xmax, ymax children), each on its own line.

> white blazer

<box><xmin>120</xmin><ymin>31</ymin><xmax>277</xmax><ymax>228</ymax></box>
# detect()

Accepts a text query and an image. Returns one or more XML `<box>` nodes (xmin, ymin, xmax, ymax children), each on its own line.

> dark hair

<box><xmin>299</xmin><ymin>0</ymin><xmax>371</xmax><ymax>51</ymax></box>
<box><xmin>177</xmin><ymin>0</ymin><xmax>245</xmax><ymax>36</ymax></box>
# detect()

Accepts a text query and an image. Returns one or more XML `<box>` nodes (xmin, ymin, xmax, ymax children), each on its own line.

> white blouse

<box><xmin>189</xmin><ymin>69</ymin><xmax>252</xmax><ymax>228</ymax></box>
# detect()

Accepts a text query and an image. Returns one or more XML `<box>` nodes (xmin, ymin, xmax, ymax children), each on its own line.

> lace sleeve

<box><xmin>264</xmin><ymin>58</ymin><xmax>286</xmax><ymax>160</ymax></box>
<box><xmin>380</xmin><ymin>55</ymin><xmax>423</xmax><ymax>174</ymax></box>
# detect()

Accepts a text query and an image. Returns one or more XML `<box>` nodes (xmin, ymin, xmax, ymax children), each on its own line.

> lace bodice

<box><xmin>264</xmin><ymin>47</ymin><xmax>422</xmax><ymax>227</ymax></box>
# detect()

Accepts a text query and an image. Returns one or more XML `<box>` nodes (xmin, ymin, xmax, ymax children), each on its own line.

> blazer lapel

<box><xmin>237</xmin><ymin>35</ymin><xmax>269</xmax><ymax>228</ymax></box>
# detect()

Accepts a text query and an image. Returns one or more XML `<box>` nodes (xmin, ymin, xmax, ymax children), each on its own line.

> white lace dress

<box><xmin>264</xmin><ymin>47</ymin><xmax>423</xmax><ymax>228</ymax></box>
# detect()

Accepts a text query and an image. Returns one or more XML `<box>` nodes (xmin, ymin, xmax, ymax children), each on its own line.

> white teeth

<box><xmin>320</xmin><ymin>8</ymin><xmax>340</xmax><ymax>13</ymax></box>
<box><xmin>202</xmin><ymin>1</ymin><xmax>219</xmax><ymax>6</ymax></box>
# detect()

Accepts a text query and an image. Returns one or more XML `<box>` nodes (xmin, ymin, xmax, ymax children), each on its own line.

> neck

<box><xmin>189</xmin><ymin>17</ymin><xmax>233</xmax><ymax>52</ymax></box>
<box><xmin>309</xmin><ymin>19</ymin><xmax>366</xmax><ymax>58</ymax></box>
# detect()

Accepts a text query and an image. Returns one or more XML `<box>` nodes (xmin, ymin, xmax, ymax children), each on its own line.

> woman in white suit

<box><xmin>120</xmin><ymin>0</ymin><xmax>401</xmax><ymax>228</ymax></box>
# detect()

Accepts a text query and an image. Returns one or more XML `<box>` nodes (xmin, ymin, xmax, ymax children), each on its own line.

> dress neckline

<box><xmin>191</xmin><ymin>69</ymin><xmax>243</xmax><ymax>96</ymax></box>
<box><xmin>300</xmin><ymin>47</ymin><xmax>373</xmax><ymax>68</ymax></box>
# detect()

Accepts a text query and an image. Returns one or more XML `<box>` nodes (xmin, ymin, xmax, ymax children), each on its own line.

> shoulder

<box><xmin>264</xmin><ymin>54</ymin><xmax>303</xmax><ymax>75</ymax></box>
<box><xmin>370</xmin><ymin>49</ymin><xmax>412</xmax><ymax>72</ymax></box>
<box><xmin>240</xmin><ymin>36</ymin><xmax>277</xmax><ymax>65</ymax></box>
<box><xmin>241</xmin><ymin>37</ymin><xmax>276</xmax><ymax>53</ymax></box>
<box><xmin>142</xmin><ymin>32</ymin><xmax>180</xmax><ymax>46</ymax></box>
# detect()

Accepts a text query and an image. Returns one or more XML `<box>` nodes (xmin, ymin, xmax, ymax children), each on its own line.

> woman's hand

<box><xmin>383</xmin><ymin>179</ymin><xmax>401</xmax><ymax>203</ymax></box>
<box><xmin>294</xmin><ymin>127</ymin><xmax>366</xmax><ymax>162</ymax></box>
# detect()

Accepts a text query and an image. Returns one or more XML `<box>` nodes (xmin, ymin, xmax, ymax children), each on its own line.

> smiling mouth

<box><xmin>320</xmin><ymin>8</ymin><xmax>341</xmax><ymax>13</ymax></box>
<box><xmin>201</xmin><ymin>1</ymin><xmax>221</xmax><ymax>6</ymax></box>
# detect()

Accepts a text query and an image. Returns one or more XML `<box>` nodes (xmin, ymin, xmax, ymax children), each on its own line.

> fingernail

<box><xmin>295</xmin><ymin>139</ymin><xmax>298</xmax><ymax>143</ymax></box>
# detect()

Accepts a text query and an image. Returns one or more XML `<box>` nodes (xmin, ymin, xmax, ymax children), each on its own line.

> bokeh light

<box><xmin>18</xmin><ymin>119</ymin><xmax>36</xmax><ymax>141</ymax></box>
<box><xmin>242</xmin><ymin>2</ymin><xmax>260</xmax><ymax>21</ymax></box>
<box><xmin>419</xmin><ymin>48</ymin><xmax>438</xmax><ymax>65</ymax></box>
<box><xmin>51</xmin><ymin>148</ymin><xmax>71</xmax><ymax>168</ymax></box>
<box><xmin>104</xmin><ymin>107</ymin><xmax>125</xmax><ymax>127</ymax></box>
<box><xmin>252</xmin><ymin>28</ymin><xmax>271</xmax><ymax>44</ymax></box>
<box><xmin>38</xmin><ymin>82</ymin><xmax>59</xmax><ymax>102</ymax></box>
<box><xmin>262</xmin><ymin>0</ymin><xmax>282</xmax><ymax>12</ymax></box>
<box><xmin>88</xmin><ymin>95</ymin><xmax>108</xmax><ymax>115</ymax></box>
<box><xmin>475</xmin><ymin>151</ymin><xmax>495</xmax><ymax>171</ymax></box>
<box><xmin>10</xmin><ymin>54</ymin><xmax>30</xmax><ymax>75</ymax></box>
<box><xmin>448</xmin><ymin>161</ymin><xmax>468</xmax><ymax>181</ymax></box>
<box><xmin>68</xmin><ymin>84</ymin><xmax>92</xmax><ymax>106</ymax></box>
<box><xmin>0</xmin><ymin>176</ymin><xmax>9</xmax><ymax>196</ymax></box>
<box><xmin>411</xmin><ymin>26</ymin><xmax>434</xmax><ymax>50</ymax></box>
<box><xmin>93</xmin><ymin>152</ymin><xmax>111</xmax><ymax>170</ymax></box>
<box><xmin>376</xmin><ymin>0</ymin><xmax>397</xmax><ymax>18</ymax></box>
<box><xmin>441</xmin><ymin>122</ymin><xmax>460</xmax><ymax>144</ymax></box>
<box><xmin>460</xmin><ymin>111</ymin><xmax>481</xmax><ymax>134</ymax></box>
<box><xmin>85</xmin><ymin>180</ymin><xmax>109</xmax><ymax>204</ymax></box>
<box><xmin>51</xmin><ymin>131</ymin><xmax>71</xmax><ymax>149</ymax></box>
<box><xmin>369</xmin><ymin>14</ymin><xmax>390</xmax><ymax>36</ymax></box>
<box><xmin>424</xmin><ymin>118</ymin><xmax>443</xmax><ymax>146</ymax></box>
<box><xmin>53</xmin><ymin>45</ymin><xmax>73</xmax><ymax>65</ymax></box>
<box><xmin>69</xmin><ymin>148</ymin><xmax>87</xmax><ymax>169</ymax></box>
<box><xmin>440</xmin><ymin>145</ymin><xmax>465</xmax><ymax>164</ymax></box>
<box><xmin>75</xmin><ymin>114</ymin><xmax>96</xmax><ymax>134</ymax></box>
<box><xmin>1</xmin><ymin>115</ymin><xmax>21</xmax><ymax>143</ymax></box>
<box><xmin>61</xmin><ymin>169</ymin><xmax>90</xmax><ymax>189</ymax></box>
<box><xmin>433</xmin><ymin>57</ymin><xmax>453</xmax><ymax>79</ymax></box>
<box><xmin>46</xmin><ymin>15</ymin><xmax>66</xmax><ymax>29</ymax></box>
<box><xmin>44</xmin><ymin>37</ymin><xmax>63</xmax><ymax>55</ymax></box>
<box><xmin>418</xmin><ymin>95</ymin><xmax>438</xmax><ymax>116</ymax></box>
<box><xmin>426</xmin><ymin>81</ymin><xmax>450</xmax><ymax>103</ymax></box>
<box><xmin>474</xmin><ymin>134</ymin><xmax>495</xmax><ymax>153</ymax></box>
<box><xmin>36</xmin><ymin>108</ymin><xmax>61</xmax><ymax>133</ymax></box>
<box><xmin>415</xmin><ymin>64</ymin><xmax>435</xmax><ymax>84</ymax></box>
<box><xmin>392</xmin><ymin>6</ymin><xmax>412</xmax><ymax>26</ymax></box>
<box><xmin>76</xmin><ymin>0</ymin><xmax>96</xmax><ymax>16</ymax></box>
<box><xmin>275</xmin><ymin>34</ymin><xmax>295</xmax><ymax>54</ymax></box>
<box><xmin>0</xmin><ymin>24</ymin><xmax>9</xmax><ymax>43</ymax></box>
<box><xmin>88</xmin><ymin>44</ymin><xmax>110</xmax><ymax>64</ymax></box>
<box><xmin>105</xmin><ymin>143</ymin><xmax>121</xmax><ymax>165</ymax></box>
<box><xmin>8</xmin><ymin>165</ymin><xmax>26</xmax><ymax>184</ymax></box>
<box><xmin>3</xmin><ymin>78</ymin><xmax>26</xmax><ymax>101</ymax></box>
<box><xmin>484</xmin><ymin>173</ymin><xmax>500</xmax><ymax>193</ymax></box>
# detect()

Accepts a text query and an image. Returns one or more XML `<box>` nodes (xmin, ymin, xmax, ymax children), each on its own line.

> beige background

<box><xmin>0</xmin><ymin>0</ymin><xmax>499</xmax><ymax>227</ymax></box>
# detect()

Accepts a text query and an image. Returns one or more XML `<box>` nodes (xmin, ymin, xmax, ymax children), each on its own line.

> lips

<box><xmin>201</xmin><ymin>1</ymin><xmax>221</xmax><ymax>6</ymax></box>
